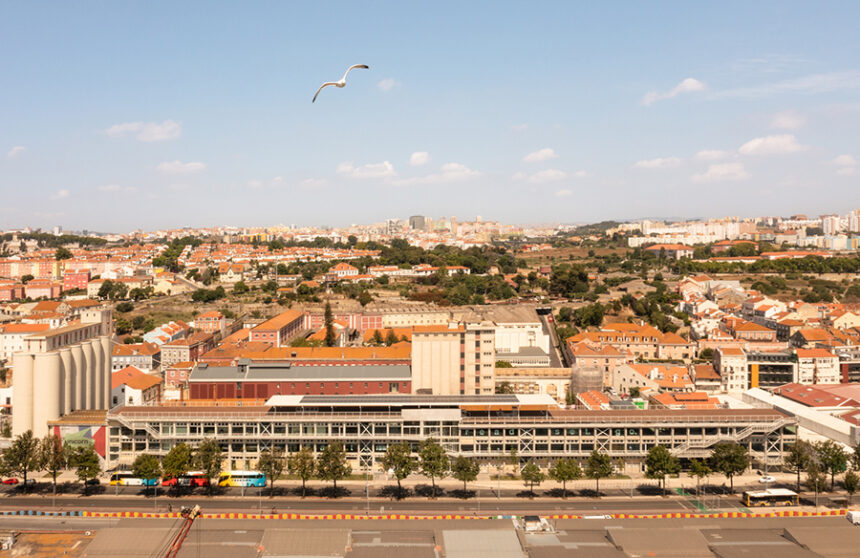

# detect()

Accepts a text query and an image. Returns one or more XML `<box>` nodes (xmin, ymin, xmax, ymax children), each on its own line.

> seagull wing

<box><xmin>312</xmin><ymin>82</ymin><xmax>339</xmax><ymax>103</ymax></box>
<box><xmin>341</xmin><ymin>64</ymin><xmax>370</xmax><ymax>82</ymax></box>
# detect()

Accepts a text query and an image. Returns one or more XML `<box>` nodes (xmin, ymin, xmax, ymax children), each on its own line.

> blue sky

<box><xmin>1</xmin><ymin>1</ymin><xmax>859</xmax><ymax>232</ymax></box>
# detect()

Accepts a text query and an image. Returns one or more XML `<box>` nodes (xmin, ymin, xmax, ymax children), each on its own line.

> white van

<box><xmin>847</xmin><ymin>510</ymin><xmax>860</xmax><ymax>525</ymax></box>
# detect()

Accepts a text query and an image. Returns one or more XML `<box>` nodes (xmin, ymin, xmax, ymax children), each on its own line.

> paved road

<box><xmin>0</xmin><ymin>493</ymin><xmax>724</xmax><ymax>515</ymax></box>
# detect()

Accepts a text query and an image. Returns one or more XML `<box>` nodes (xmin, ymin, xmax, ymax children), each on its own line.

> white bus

<box><xmin>217</xmin><ymin>470</ymin><xmax>266</xmax><ymax>488</ymax></box>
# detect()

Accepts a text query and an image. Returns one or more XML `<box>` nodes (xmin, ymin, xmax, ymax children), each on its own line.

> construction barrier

<box><xmin>0</xmin><ymin>508</ymin><xmax>847</xmax><ymax>521</ymax></box>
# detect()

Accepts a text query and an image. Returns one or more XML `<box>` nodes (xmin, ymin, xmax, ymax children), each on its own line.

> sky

<box><xmin>1</xmin><ymin>1</ymin><xmax>859</xmax><ymax>232</ymax></box>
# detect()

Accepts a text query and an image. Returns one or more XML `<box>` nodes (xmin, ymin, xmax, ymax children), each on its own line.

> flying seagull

<box><xmin>312</xmin><ymin>64</ymin><xmax>370</xmax><ymax>103</ymax></box>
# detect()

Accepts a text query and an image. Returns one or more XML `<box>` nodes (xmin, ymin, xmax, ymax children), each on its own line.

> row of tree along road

<box><xmin>4</xmin><ymin>431</ymin><xmax>860</xmax><ymax>501</ymax></box>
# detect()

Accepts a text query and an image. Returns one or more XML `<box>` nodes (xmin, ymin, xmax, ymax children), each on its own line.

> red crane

<box><xmin>163</xmin><ymin>505</ymin><xmax>201</xmax><ymax>558</ymax></box>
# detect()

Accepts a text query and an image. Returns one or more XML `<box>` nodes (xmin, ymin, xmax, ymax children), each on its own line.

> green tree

<box><xmin>115</xmin><ymin>301</ymin><xmax>134</xmax><ymax>313</ymax></box>
<box><xmin>288</xmin><ymin>446</ymin><xmax>316</xmax><ymax>498</ymax></box>
<box><xmin>815</xmin><ymin>440</ymin><xmax>849</xmax><ymax>491</ymax></box>
<box><xmin>384</xmin><ymin>329</ymin><xmax>399</xmax><ymax>346</ymax></box>
<box><xmin>233</xmin><ymin>281</ymin><xmax>249</xmax><ymax>294</ymax></box>
<box><xmin>844</xmin><ymin>470</ymin><xmax>859</xmax><ymax>505</ymax></box>
<box><xmin>548</xmin><ymin>458</ymin><xmax>582</xmax><ymax>498</ymax></box>
<box><xmin>645</xmin><ymin>445</ymin><xmax>680</xmax><ymax>496</ymax></box>
<box><xmin>21</xmin><ymin>274</ymin><xmax>34</xmax><ymax>284</ymax></box>
<box><xmin>418</xmin><ymin>438</ymin><xmax>448</xmax><ymax>498</ymax></box>
<box><xmin>55</xmin><ymin>247</ymin><xmax>73</xmax><ymax>260</ymax></box>
<box><xmin>115</xmin><ymin>318</ymin><xmax>132</xmax><ymax>335</ymax></box>
<box><xmin>358</xmin><ymin>290</ymin><xmax>373</xmax><ymax>306</ymax></box>
<box><xmin>784</xmin><ymin>441</ymin><xmax>813</xmax><ymax>492</ymax></box>
<box><xmin>316</xmin><ymin>442</ymin><xmax>351</xmax><ymax>493</ymax></box>
<box><xmin>853</xmin><ymin>444</ymin><xmax>860</xmax><ymax>471</ymax></box>
<box><xmin>69</xmin><ymin>446</ymin><xmax>101</xmax><ymax>494</ymax></box>
<box><xmin>807</xmin><ymin>462</ymin><xmax>828</xmax><ymax>495</ymax></box>
<box><xmin>39</xmin><ymin>434</ymin><xmax>69</xmax><ymax>496</ymax></box>
<box><xmin>709</xmin><ymin>442</ymin><xmax>748</xmax><ymax>493</ymax></box>
<box><xmin>132</xmin><ymin>454</ymin><xmax>162</xmax><ymax>496</ymax></box>
<box><xmin>585</xmin><ymin>450</ymin><xmax>613</xmax><ymax>496</ymax></box>
<box><xmin>97</xmin><ymin>279</ymin><xmax>115</xmax><ymax>299</ymax></box>
<box><xmin>193</xmin><ymin>439</ymin><xmax>223</xmax><ymax>495</ymax></box>
<box><xmin>381</xmin><ymin>441</ymin><xmax>414</xmax><ymax>496</ymax></box>
<box><xmin>371</xmin><ymin>329</ymin><xmax>384</xmax><ymax>345</ymax></box>
<box><xmin>495</xmin><ymin>380</ymin><xmax>514</xmax><ymax>394</ymax></box>
<box><xmin>257</xmin><ymin>449</ymin><xmax>286</xmax><ymax>497</ymax></box>
<box><xmin>162</xmin><ymin>443</ymin><xmax>192</xmax><ymax>491</ymax></box>
<box><xmin>324</xmin><ymin>302</ymin><xmax>336</xmax><ymax>347</ymax></box>
<box><xmin>688</xmin><ymin>459</ymin><xmax>711</xmax><ymax>496</ymax></box>
<box><xmin>520</xmin><ymin>461</ymin><xmax>545</xmax><ymax>497</ymax></box>
<box><xmin>451</xmin><ymin>456</ymin><xmax>480</xmax><ymax>492</ymax></box>
<box><xmin>1</xmin><ymin>430</ymin><xmax>42</xmax><ymax>486</ymax></box>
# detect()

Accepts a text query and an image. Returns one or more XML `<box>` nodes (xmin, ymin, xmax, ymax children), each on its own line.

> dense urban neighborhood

<box><xmin>1</xmin><ymin>212</ymin><xmax>860</xmax><ymax>514</ymax></box>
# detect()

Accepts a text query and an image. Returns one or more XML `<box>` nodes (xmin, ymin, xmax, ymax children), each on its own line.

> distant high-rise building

<box><xmin>821</xmin><ymin>214</ymin><xmax>841</xmax><ymax>235</ymax></box>
<box><xmin>450</xmin><ymin>216</ymin><xmax>458</xmax><ymax>234</ymax></box>
<box><xmin>409</xmin><ymin>215</ymin><xmax>426</xmax><ymax>231</ymax></box>
<box><xmin>849</xmin><ymin>210</ymin><xmax>860</xmax><ymax>233</ymax></box>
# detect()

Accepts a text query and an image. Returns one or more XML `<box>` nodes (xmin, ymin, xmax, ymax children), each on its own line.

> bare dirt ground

<box><xmin>0</xmin><ymin>531</ymin><xmax>95</xmax><ymax>558</ymax></box>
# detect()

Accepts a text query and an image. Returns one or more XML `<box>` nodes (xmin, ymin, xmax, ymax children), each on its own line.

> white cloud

<box><xmin>833</xmin><ymin>154</ymin><xmax>856</xmax><ymax>167</ymax></box>
<box><xmin>634</xmin><ymin>157</ymin><xmax>682</xmax><ymax>169</ymax></box>
<box><xmin>523</xmin><ymin>147</ymin><xmax>557</xmax><ymax>163</ymax></box>
<box><xmin>837</xmin><ymin>167</ymin><xmax>856</xmax><ymax>176</ymax></box>
<box><xmin>6</xmin><ymin>146</ymin><xmax>26</xmax><ymax>159</ymax></box>
<box><xmin>738</xmin><ymin>134</ymin><xmax>808</xmax><ymax>155</ymax></box>
<box><xmin>555</xmin><ymin>189</ymin><xmax>572</xmax><ymax>197</ymax></box>
<box><xmin>572</xmin><ymin>170</ymin><xmax>588</xmax><ymax>178</ymax></box>
<box><xmin>513</xmin><ymin>169</ymin><xmax>567</xmax><ymax>183</ymax></box>
<box><xmin>337</xmin><ymin>161</ymin><xmax>396</xmax><ymax>179</ymax></box>
<box><xmin>770</xmin><ymin>110</ymin><xmax>806</xmax><ymax>130</ymax></box>
<box><xmin>391</xmin><ymin>162</ymin><xmax>481</xmax><ymax>186</ymax></box>
<box><xmin>156</xmin><ymin>160</ymin><xmax>206</xmax><ymax>174</ymax></box>
<box><xmin>50</xmin><ymin>189</ymin><xmax>70</xmax><ymax>200</ymax></box>
<box><xmin>692</xmin><ymin>162</ymin><xmax>750</xmax><ymax>183</ymax></box>
<box><xmin>410</xmin><ymin>151</ymin><xmax>430</xmax><ymax>166</ymax></box>
<box><xmin>106</xmin><ymin>120</ymin><xmax>182</xmax><ymax>142</ymax></box>
<box><xmin>642</xmin><ymin>78</ymin><xmax>706</xmax><ymax>106</ymax></box>
<box><xmin>694</xmin><ymin>149</ymin><xmax>729</xmax><ymax>161</ymax></box>
<box><xmin>377</xmin><ymin>78</ymin><xmax>400</xmax><ymax>92</ymax></box>
<box><xmin>511</xmin><ymin>123</ymin><xmax>528</xmax><ymax>132</ymax></box>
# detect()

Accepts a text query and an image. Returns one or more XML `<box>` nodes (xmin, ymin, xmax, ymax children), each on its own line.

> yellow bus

<box><xmin>742</xmin><ymin>488</ymin><xmax>798</xmax><ymax>507</ymax></box>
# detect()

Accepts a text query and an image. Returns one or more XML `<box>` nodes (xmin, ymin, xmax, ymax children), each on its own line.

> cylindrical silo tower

<box><xmin>91</xmin><ymin>339</ymin><xmax>103</xmax><ymax>410</ymax></box>
<box><xmin>59</xmin><ymin>347</ymin><xmax>74</xmax><ymax>416</ymax></box>
<box><xmin>32</xmin><ymin>352</ymin><xmax>61</xmax><ymax>437</ymax></box>
<box><xmin>100</xmin><ymin>336</ymin><xmax>112</xmax><ymax>409</ymax></box>
<box><xmin>11</xmin><ymin>353</ymin><xmax>35</xmax><ymax>436</ymax></box>
<box><xmin>71</xmin><ymin>344</ymin><xmax>85</xmax><ymax>410</ymax></box>
<box><xmin>81</xmin><ymin>340</ymin><xmax>95</xmax><ymax>409</ymax></box>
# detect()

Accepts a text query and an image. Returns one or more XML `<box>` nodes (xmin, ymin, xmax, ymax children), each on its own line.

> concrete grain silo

<box><xmin>10</xmin><ymin>353</ymin><xmax>35</xmax><ymax>436</ymax></box>
<box><xmin>59</xmin><ymin>347</ymin><xmax>74</xmax><ymax>415</ymax></box>
<box><xmin>32</xmin><ymin>352</ymin><xmax>62</xmax><ymax>437</ymax></box>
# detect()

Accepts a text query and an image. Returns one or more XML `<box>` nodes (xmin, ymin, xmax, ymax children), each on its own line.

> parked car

<box><xmin>758</xmin><ymin>475</ymin><xmax>776</xmax><ymax>484</ymax></box>
<box><xmin>85</xmin><ymin>478</ymin><xmax>100</xmax><ymax>486</ymax></box>
<box><xmin>23</xmin><ymin>478</ymin><xmax>36</xmax><ymax>485</ymax></box>
<box><xmin>1</xmin><ymin>478</ymin><xmax>19</xmax><ymax>485</ymax></box>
